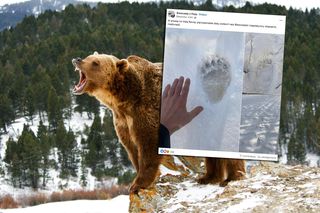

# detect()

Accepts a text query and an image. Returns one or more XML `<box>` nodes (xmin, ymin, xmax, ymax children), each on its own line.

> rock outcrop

<box><xmin>129</xmin><ymin>158</ymin><xmax>320</xmax><ymax>212</ymax></box>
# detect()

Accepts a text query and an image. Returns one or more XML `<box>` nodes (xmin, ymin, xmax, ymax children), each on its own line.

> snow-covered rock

<box><xmin>3</xmin><ymin>159</ymin><xmax>319</xmax><ymax>212</ymax></box>
<box><xmin>129</xmin><ymin>160</ymin><xmax>320</xmax><ymax>212</ymax></box>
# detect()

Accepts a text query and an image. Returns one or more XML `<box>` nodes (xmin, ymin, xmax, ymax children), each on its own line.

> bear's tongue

<box><xmin>73</xmin><ymin>70</ymin><xmax>87</xmax><ymax>94</ymax></box>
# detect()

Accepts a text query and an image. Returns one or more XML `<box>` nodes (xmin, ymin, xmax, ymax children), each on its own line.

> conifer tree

<box><xmin>37</xmin><ymin>121</ymin><xmax>51</xmax><ymax>187</ymax></box>
<box><xmin>9</xmin><ymin>68</ymin><xmax>25</xmax><ymax>112</ymax></box>
<box><xmin>287</xmin><ymin>120</ymin><xmax>307</xmax><ymax>164</ymax></box>
<box><xmin>0</xmin><ymin>94</ymin><xmax>14</xmax><ymax>133</ymax></box>
<box><xmin>295</xmin><ymin>122</ymin><xmax>307</xmax><ymax>164</ymax></box>
<box><xmin>55</xmin><ymin>121</ymin><xmax>78</xmax><ymax>178</ymax></box>
<box><xmin>55</xmin><ymin>121</ymin><xmax>67</xmax><ymax>177</ymax></box>
<box><xmin>80</xmin><ymin>150</ymin><xmax>88</xmax><ymax>187</ymax></box>
<box><xmin>24</xmin><ymin>86</ymin><xmax>36</xmax><ymax>122</ymax></box>
<box><xmin>75</xmin><ymin>95</ymin><xmax>100</xmax><ymax>118</ymax></box>
<box><xmin>4</xmin><ymin>137</ymin><xmax>21</xmax><ymax>187</ymax></box>
<box><xmin>85</xmin><ymin>115</ymin><xmax>106</xmax><ymax>178</ymax></box>
<box><xmin>47</xmin><ymin>87</ymin><xmax>63</xmax><ymax>132</ymax></box>
<box><xmin>66</xmin><ymin>129</ymin><xmax>79</xmax><ymax>177</ymax></box>
<box><xmin>22</xmin><ymin>132</ymin><xmax>41</xmax><ymax>188</ymax></box>
<box><xmin>31</xmin><ymin>65</ymin><xmax>51</xmax><ymax>119</ymax></box>
<box><xmin>6</xmin><ymin>125</ymin><xmax>42</xmax><ymax>188</ymax></box>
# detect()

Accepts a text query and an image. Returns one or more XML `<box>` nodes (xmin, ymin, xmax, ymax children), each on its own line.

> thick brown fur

<box><xmin>197</xmin><ymin>158</ymin><xmax>245</xmax><ymax>186</ymax></box>
<box><xmin>73</xmin><ymin>53</ymin><xmax>245</xmax><ymax>193</ymax></box>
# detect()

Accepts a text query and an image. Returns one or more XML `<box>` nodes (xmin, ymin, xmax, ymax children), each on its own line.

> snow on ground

<box><xmin>37</xmin><ymin>161</ymin><xmax>315</xmax><ymax>213</ymax></box>
<box><xmin>0</xmin><ymin>195</ymin><xmax>129</xmax><ymax>213</ymax></box>
<box><xmin>279</xmin><ymin>144</ymin><xmax>319</xmax><ymax>167</ymax></box>
<box><xmin>157</xmin><ymin>162</ymin><xmax>320</xmax><ymax>212</ymax></box>
<box><xmin>168</xmin><ymin>180</ymin><xmax>224</xmax><ymax>204</ymax></box>
<box><xmin>0</xmin><ymin>115</ymin><xmax>47</xmax><ymax>161</ymax></box>
<box><xmin>223</xmin><ymin>196</ymin><xmax>266</xmax><ymax>213</ymax></box>
<box><xmin>0</xmin><ymin>106</ymin><xmax>115</xmax><ymax>198</ymax></box>
<box><xmin>279</xmin><ymin>141</ymin><xmax>288</xmax><ymax>164</ymax></box>
<box><xmin>0</xmin><ymin>107</ymin><xmax>95</xmax><ymax>161</ymax></box>
<box><xmin>159</xmin><ymin>165</ymin><xmax>181</xmax><ymax>177</ymax></box>
<box><xmin>0</xmin><ymin>0</ymin><xmax>30</xmax><ymax>7</ymax></box>
<box><xmin>239</xmin><ymin>95</ymin><xmax>280</xmax><ymax>154</ymax></box>
<box><xmin>306</xmin><ymin>153</ymin><xmax>320</xmax><ymax>167</ymax></box>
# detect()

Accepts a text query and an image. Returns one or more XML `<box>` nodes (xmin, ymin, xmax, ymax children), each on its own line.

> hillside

<box><xmin>2</xmin><ymin>162</ymin><xmax>319</xmax><ymax>212</ymax></box>
<box><xmin>0</xmin><ymin>0</ymin><xmax>98</xmax><ymax>30</ymax></box>
<box><xmin>130</xmin><ymin>161</ymin><xmax>320</xmax><ymax>212</ymax></box>
<box><xmin>0</xmin><ymin>0</ymin><xmax>320</xmax><ymax>209</ymax></box>
<box><xmin>0</xmin><ymin>0</ymin><xmax>245</xmax><ymax>31</ymax></box>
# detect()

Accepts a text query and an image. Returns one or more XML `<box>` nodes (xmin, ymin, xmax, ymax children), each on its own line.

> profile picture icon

<box><xmin>168</xmin><ymin>11</ymin><xmax>175</xmax><ymax>18</ymax></box>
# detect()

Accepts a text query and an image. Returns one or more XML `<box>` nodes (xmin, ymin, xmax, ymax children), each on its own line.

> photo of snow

<box><xmin>243</xmin><ymin>33</ymin><xmax>285</xmax><ymax>95</ymax></box>
<box><xmin>162</xmin><ymin>28</ymin><xmax>245</xmax><ymax>152</ymax></box>
<box><xmin>239</xmin><ymin>94</ymin><xmax>281</xmax><ymax>154</ymax></box>
<box><xmin>239</xmin><ymin>33</ymin><xmax>285</xmax><ymax>154</ymax></box>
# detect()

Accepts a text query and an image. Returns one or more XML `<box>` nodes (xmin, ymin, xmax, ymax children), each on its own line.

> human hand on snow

<box><xmin>161</xmin><ymin>76</ymin><xmax>203</xmax><ymax>135</ymax></box>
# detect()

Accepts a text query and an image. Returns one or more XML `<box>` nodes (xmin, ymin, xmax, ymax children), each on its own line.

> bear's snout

<box><xmin>72</xmin><ymin>57</ymin><xmax>82</xmax><ymax>66</ymax></box>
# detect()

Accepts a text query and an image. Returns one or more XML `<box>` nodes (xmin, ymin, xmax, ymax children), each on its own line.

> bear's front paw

<box><xmin>219</xmin><ymin>180</ymin><xmax>230</xmax><ymax>187</ymax></box>
<box><xmin>197</xmin><ymin>176</ymin><xmax>211</xmax><ymax>185</ymax></box>
<box><xmin>197</xmin><ymin>175</ymin><xmax>221</xmax><ymax>185</ymax></box>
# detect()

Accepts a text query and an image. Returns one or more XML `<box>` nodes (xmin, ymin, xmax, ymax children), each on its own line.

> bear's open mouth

<box><xmin>73</xmin><ymin>67</ymin><xmax>87</xmax><ymax>94</ymax></box>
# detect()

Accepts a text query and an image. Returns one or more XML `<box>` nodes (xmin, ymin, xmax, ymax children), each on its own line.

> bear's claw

<box><xmin>129</xmin><ymin>183</ymin><xmax>142</xmax><ymax>194</ymax></box>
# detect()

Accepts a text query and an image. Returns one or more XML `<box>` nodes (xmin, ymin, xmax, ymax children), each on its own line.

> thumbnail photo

<box><xmin>239</xmin><ymin>33</ymin><xmax>285</xmax><ymax>154</ymax></box>
<box><xmin>162</xmin><ymin>28</ymin><xmax>245</xmax><ymax>152</ymax></box>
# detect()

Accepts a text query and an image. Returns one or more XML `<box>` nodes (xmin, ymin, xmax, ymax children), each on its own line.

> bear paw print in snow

<box><xmin>198</xmin><ymin>55</ymin><xmax>231</xmax><ymax>103</ymax></box>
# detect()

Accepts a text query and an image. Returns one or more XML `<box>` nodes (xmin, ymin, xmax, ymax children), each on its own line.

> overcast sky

<box><xmin>0</xmin><ymin>0</ymin><xmax>319</xmax><ymax>10</ymax></box>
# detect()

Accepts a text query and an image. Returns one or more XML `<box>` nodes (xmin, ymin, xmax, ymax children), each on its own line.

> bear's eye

<box><xmin>92</xmin><ymin>61</ymin><xmax>99</xmax><ymax>66</ymax></box>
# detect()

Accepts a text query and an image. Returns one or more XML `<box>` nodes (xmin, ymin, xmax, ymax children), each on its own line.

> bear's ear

<box><xmin>93</xmin><ymin>51</ymin><xmax>99</xmax><ymax>55</ymax></box>
<box><xmin>92</xmin><ymin>59</ymin><xmax>100</xmax><ymax>66</ymax></box>
<box><xmin>116</xmin><ymin>59</ymin><xmax>129</xmax><ymax>72</ymax></box>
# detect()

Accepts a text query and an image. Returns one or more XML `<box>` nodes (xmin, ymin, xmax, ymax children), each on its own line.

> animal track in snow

<box><xmin>198</xmin><ymin>55</ymin><xmax>231</xmax><ymax>103</ymax></box>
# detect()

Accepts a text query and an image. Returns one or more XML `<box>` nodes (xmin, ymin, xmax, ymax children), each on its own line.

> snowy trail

<box><xmin>239</xmin><ymin>94</ymin><xmax>280</xmax><ymax>154</ymax></box>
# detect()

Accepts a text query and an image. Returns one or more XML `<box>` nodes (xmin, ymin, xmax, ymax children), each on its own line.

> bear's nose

<box><xmin>76</xmin><ymin>57</ymin><xmax>82</xmax><ymax>62</ymax></box>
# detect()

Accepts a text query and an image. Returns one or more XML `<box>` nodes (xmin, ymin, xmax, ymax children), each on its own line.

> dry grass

<box><xmin>50</xmin><ymin>185</ymin><xmax>128</xmax><ymax>202</ymax></box>
<box><xmin>1</xmin><ymin>185</ymin><xmax>129</xmax><ymax>209</ymax></box>
<box><xmin>18</xmin><ymin>193</ymin><xmax>48</xmax><ymax>207</ymax></box>
<box><xmin>0</xmin><ymin>195</ymin><xmax>19</xmax><ymax>209</ymax></box>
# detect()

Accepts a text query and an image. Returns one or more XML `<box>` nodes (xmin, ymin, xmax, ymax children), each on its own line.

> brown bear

<box><xmin>71</xmin><ymin>52</ymin><xmax>245</xmax><ymax>193</ymax></box>
<box><xmin>198</xmin><ymin>158</ymin><xmax>245</xmax><ymax>186</ymax></box>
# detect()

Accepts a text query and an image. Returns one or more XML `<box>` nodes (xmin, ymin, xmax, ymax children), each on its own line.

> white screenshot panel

<box><xmin>159</xmin><ymin>9</ymin><xmax>286</xmax><ymax>161</ymax></box>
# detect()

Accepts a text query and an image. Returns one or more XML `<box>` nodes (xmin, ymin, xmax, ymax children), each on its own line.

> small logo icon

<box><xmin>159</xmin><ymin>148</ymin><xmax>173</xmax><ymax>154</ymax></box>
<box><xmin>168</xmin><ymin>11</ymin><xmax>175</xmax><ymax>18</ymax></box>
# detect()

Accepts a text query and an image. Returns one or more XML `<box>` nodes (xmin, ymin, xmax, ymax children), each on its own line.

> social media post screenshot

<box><xmin>159</xmin><ymin>9</ymin><xmax>286</xmax><ymax>161</ymax></box>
